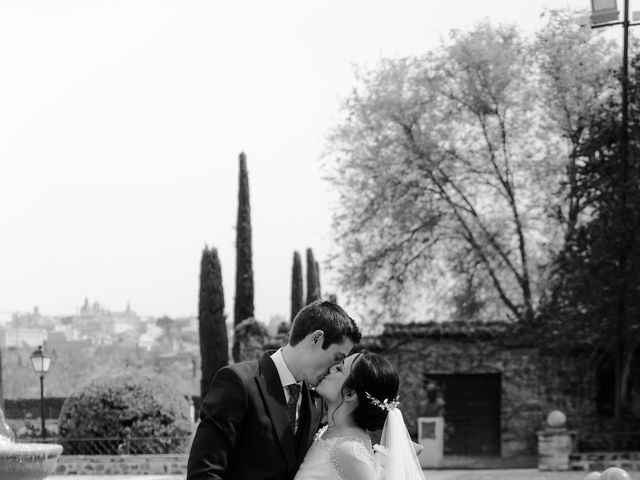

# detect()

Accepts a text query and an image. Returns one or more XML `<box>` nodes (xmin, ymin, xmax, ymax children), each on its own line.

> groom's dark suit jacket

<box><xmin>187</xmin><ymin>352</ymin><xmax>325</xmax><ymax>480</ymax></box>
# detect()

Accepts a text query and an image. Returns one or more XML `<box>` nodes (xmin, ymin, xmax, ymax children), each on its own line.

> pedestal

<box><xmin>417</xmin><ymin>416</ymin><xmax>444</xmax><ymax>468</ymax></box>
<box><xmin>537</xmin><ymin>428</ymin><xmax>576</xmax><ymax>471</ymax></box>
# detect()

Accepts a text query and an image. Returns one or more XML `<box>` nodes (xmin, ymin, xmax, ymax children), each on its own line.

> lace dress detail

<box><xmin>294</xmin><ymin>426</ymin><xmax>375</xmax><ymax>480</ymax></box>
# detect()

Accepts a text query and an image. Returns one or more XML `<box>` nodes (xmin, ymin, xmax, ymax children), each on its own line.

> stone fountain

<box><xmin>0</xmin><ymin>408</ymin><xmax>63</xmax><ymax>480</ymax></box>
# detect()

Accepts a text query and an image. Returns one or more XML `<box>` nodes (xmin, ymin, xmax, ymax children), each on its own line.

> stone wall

<box><xmin>54</xmin><ymin>454</ymin><xmax>187</xmax><ymax>476</ymax></box>
<box><xmin>364</xmin><ymin>322</ymin><xmax>598</xmax><ymax>457</ymax></box>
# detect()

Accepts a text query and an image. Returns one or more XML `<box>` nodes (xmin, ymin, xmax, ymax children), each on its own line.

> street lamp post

<box><xmin>30</xmin><ymin>346</ymin><xmax>51</xmax><ymax>439</ymax></box>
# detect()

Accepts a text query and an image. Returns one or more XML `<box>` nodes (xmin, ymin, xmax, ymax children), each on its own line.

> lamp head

<box><xmin>30</xmin><ymin>346</ymin><xmax>51</xmax><ymax>375</ymax></box>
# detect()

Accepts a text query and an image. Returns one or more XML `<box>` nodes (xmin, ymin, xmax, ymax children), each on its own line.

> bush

<box><xmin>235</xmin><ymin>317</ymin><xmax>268</xmax><ymax>339</ymax></box>
<box><xmin>58</xmin><ymin>371</ymin><xmax>191</xmax><ymax>454</ymax></box>
<box><xmin>235</xmin><ymin>317</ymin><xmax>271</xmax><ymax>361</ymax></box>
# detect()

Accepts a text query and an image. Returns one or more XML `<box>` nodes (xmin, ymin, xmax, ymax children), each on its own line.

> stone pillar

<box><xmin>417</xmin><ymin>416</ymin><xmax>444</xmax><ymax>468</ymax></box>
<box><xmin>537</xmin><ymin>410</ymin><xmax>576</xmax><ymax>471</ymax></box>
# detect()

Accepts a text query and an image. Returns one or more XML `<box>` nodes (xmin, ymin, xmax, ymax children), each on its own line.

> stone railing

<box><xmin>54</xmin><ymin>454</ymin><xmax>188</xmax><ymax>476</ymax></box>
<box><xmin>19</xmin><ymin>435</ymin><xmax>192</xmax><ymax>455</ymax></box>
<box><xmin>570</xmin><ymin>451</ymin><xmax>640</xmax><ymax>472</ymax></box>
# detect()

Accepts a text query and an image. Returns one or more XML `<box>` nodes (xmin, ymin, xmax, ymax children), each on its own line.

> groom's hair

<box><xmin>289</xmin><ymin>300</ymin><xmax>361</xmax><ymax>349</ymax></box>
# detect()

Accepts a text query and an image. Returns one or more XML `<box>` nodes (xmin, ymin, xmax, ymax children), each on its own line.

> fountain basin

<box><xmin>0</xmin><ymin>442</ymin><xmax>63</xmax><ymax>480</ymax></box>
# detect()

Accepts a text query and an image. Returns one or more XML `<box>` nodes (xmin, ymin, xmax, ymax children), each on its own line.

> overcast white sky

<box><xmin>0</xmin><ymin>0</ymin><xmax>595</xmax><ymax>323</ymax></box>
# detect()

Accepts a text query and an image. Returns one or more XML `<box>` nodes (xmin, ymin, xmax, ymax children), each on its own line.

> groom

<box><xmin>187</xmin><ymin>300</ymin><xmax>361</xmax><ymax>480</ymax></box>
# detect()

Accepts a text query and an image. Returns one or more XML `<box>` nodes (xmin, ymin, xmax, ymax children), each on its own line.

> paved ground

<box><xmin>47</xmin><ymin>470</ymin><xmax>640</xmax><ymax>480</ymax></box>
<box><xmin>422</xmin><ymin>470</ymin><xmax>639</xmax><ymax>479</ymax></box>
<box><xmin>48</xmin><ymin>477</ymin><xmax>184</xmax><ymax>480</ymax></box>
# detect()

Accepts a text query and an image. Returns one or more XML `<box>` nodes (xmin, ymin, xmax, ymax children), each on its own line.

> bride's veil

<box><xmin>374</xmin><ymin>408</ymin><xmax>424</xmax><ymax>480</ymax></box>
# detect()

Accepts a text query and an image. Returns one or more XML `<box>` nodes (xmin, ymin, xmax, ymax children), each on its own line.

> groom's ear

<box><xmin>310</xmin><ymin>330</ymin><xmax>324</xmax><ymax>348</ymax></box>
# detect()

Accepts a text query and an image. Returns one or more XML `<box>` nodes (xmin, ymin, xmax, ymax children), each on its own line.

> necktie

<box><xmin>286</xmin><ymin>383</ymin><xmax>301</xmax><ymax>432</ymax></box>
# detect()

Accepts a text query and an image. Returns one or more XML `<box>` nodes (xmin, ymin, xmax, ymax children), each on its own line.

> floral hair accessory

<box><xmin>365</xmin><ymin>391</ymin><xmax>400</xmax><ymax>411</ymax></box>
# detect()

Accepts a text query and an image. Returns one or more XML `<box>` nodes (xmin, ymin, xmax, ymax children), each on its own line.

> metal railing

<box><xmin>22</xmin><ymin>436</ymin><xmax>192</xmax><ymax>455</ymax></box>
<box><xmin>577</xmin><ymin>431</ymin><xmax>640</xmax><ymax>452</ymax></box>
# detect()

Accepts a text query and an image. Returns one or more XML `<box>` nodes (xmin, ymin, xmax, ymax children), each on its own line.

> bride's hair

<box><xmin>340</xmin><ymin>350</ymin><xmax>399</xmax><ymax>431</ymax></box>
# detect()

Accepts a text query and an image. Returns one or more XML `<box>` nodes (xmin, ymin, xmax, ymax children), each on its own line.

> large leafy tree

<box><xmin>533</xmin><ymin>9</ymin><xmax>618</xmax><ymax>251</ymax></box>
<box><xmin>326</xmin><ymin>13</ymin><xmax>623</xmax><ymax>329</ymax></box>
<box><xmin>199</xmin><ymin>246</ymin><xmax>228</xmax><ymax>398</ymax></box>
<box><xmin>530</xmin><ymin>11</ymin><xmax>640</xmax><ymax>423</ymax></box>
<box><xmin>532</xmin><ymin>10</ymin><xmax>640</xmax><ymax>423</ymax></box>
<box><xmin>540</xmin><ymin>51</ymin><xmax>640</xmax><ymax>422</ymax></box>
<box><xmin>234</xmin><ymin>152</ymin><xmax>254</xmax><ymax>362</ymax></box>
<box><xmin>327</xmin><ymin>22</ymin><xmax>556</xmax><ymax>324</ymax></box>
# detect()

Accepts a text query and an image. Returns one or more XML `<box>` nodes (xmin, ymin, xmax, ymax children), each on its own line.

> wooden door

<box><xmin>424</xmin><ymin>373</ymin><xmax>501</xmax><ymax>455</ymax></box>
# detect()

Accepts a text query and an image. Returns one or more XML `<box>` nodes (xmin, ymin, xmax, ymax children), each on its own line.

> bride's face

<box><xmin>315</xmin><ymin>352</ymin><xmax>360</xmax><ymax>403</ymax></box>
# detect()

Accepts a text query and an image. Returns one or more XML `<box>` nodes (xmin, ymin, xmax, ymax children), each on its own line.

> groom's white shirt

<box><xmin>271</xmin><ymin>348</ymin><xmax>302</xmax><ymax>433</ymax></box>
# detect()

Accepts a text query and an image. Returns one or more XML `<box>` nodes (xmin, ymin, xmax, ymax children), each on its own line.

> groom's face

<box><xmin>304</xmin><ymin>335</ymin><xmax>354</xmax><ymax>387</ymax></box>
<box><xmin>315</xmin><ymin>352</ymin><xmax>361</xmax><ymax>402</ymax></box>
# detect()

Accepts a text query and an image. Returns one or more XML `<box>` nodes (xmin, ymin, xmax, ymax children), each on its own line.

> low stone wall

<box><xmin>53</xmin><ymin>450</ymin><xmax>640</xmax><ymax>474</ymax></box>
<box><xmin>570</xmin><ymin>452</ymin><xmax>640</xmax><ymax>471</ymax></box>
<box><xmin>54</xmin><ymin>454</ymin><xmax>188</xmax><ymax>475</ymax></box>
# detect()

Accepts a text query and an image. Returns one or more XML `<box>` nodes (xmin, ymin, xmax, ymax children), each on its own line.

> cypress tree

<box><xmin>233</xmin><ymin>152</ymin><xmax>254</xmax><ymax>362</ymax></box>
<box><xmin>198</xmin><ymin>246</ymin><xmax>228</xmax><ymax>400</ymax></box>
<box><xmin>291</xmin><ymin>251</ymin><xmax>304</xmax><ymax>322</ymax></box>
<box><xmin>306</xmin><ymin>248</ymin><xmax>320</xmax><ymax>305</ymax></box>
<box><xmin>315</xmin><ymin>260</ymin><xmax>322</xmax><ymax>300</ymax></box>
<box><xmin>0</xmin><ymin>347</ymin><xmax>3</xmax><ymax>411</ymax></box>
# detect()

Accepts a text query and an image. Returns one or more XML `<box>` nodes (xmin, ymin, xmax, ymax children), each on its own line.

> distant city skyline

<box><xmin>0</xmin><ymin>297</ymin><xmax>194</xmax><ymax>323</ymax></box>
<box><xmin>1</xmin><ymin>0</ymin><xmax>590</xmax><ymax>323</ymax></box>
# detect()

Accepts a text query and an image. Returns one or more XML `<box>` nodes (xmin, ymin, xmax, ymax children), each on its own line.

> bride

<box><xmin>294</xmin><ymin>350</ymin><xmax>424</xmax><ymax>480</ymax></box>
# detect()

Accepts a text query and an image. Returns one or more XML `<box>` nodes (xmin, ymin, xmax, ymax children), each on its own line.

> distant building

<box><xmin>47</xmin><ymin>331</ymin><xmax>67</xmax><ymax>344</ymax></box>
<box><xmin>0</xmin><ymin>312</ymin><xmax>12</xmax><ymax>326</ymax></box>
<box><xmin>5</xmin><ymin>307</ymin><xmax>54</xmax><ymax>347</ymax></box>
<box><xmin>5</xmin><ymin>299</ymin><xmax>198</xmax><ymax>357</ymax></box>
<box><xmin>138</xmin><ymin>320</ymin><xmax>163</xmax><ymax>351</ymax></box>
<box><xmin>71</xmin><ymin>298</ymin><xmax>142</xmax><ymax>345</ymax></box>
<box><xmin>3</xmin><ymin>326</ymin><xmax>46</xmax><ymax>349</ymax></box>
<box><xmin>45</xmin><ymin>330</ymin><xmax>91</xmax><ymax>355</ymax></box>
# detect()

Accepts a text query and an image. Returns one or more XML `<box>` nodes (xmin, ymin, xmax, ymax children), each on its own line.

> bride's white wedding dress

<box><xmin>295</xmin><ymin>408</ymin><xmax>425</xmax><ymax>480</ymax></box>
<box><xmin>294</xmin><ymin>425</ymin><xmax>376</xmax><ymax>480</ymax></box>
